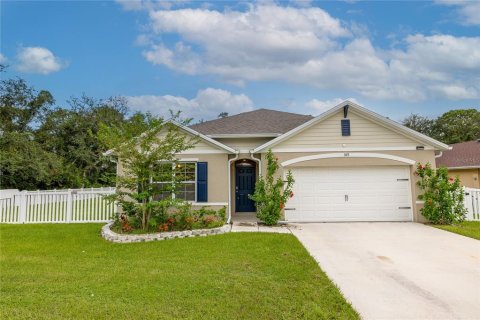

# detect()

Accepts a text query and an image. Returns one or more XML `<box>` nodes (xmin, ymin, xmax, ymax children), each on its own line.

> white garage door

<box><xmin>286</xmin><ymin>166</ymin><xmax>413</xmax><ymax>222</ymax></box>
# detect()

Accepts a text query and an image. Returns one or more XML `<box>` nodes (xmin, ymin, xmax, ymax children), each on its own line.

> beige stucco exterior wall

<box><xmin>261</xmin><ymin>150</ymin><xmax>436</xmax><ymax>222</ymax></box>
<box><xmin>116</xmin><ymin>153</ymin><xmax>230</xmax><ymax>206</ymax></box>
<box><xmin>272</xmin><ymin>110</ymin><xmax>426</xmax><ymax>150</ymax></box>
<box><xmin>449</xmin><ymin>168</ymin><xmax>480</xmax><ymax>188</ymax></box>
<box><xmin>178</xmin><ymin>153</ymin><xmax>230</xmax><ymax>204</ymax></box>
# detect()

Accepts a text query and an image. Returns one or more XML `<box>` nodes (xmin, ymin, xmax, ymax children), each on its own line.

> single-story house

<box><xmin>118</xmin><ymin>100</ymin><xmax>450</xmax><ymax>223</ymax></box>
<box><xmin>436</xmin><ymin>140</ymin><xmax>480</xmax><ymax>189</ymax></box>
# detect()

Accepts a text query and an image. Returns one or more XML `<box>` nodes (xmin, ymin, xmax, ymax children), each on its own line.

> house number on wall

<box><xmin>344</xmin><ymin>153</ymin><xmax>350</xmax><ymax>157</ymax></box>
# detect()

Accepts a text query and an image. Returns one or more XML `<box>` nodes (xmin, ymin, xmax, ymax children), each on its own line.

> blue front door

<box><xmin>235</xmin><ymin>166</ymin><xmax>256</xmax><ymax>212</ymax></box>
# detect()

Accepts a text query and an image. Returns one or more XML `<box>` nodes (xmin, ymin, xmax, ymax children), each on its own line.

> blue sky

<box><xmin>1</xmin><ymin>0</ymin><xmax>479</xmax><ymax>122</ymax></box>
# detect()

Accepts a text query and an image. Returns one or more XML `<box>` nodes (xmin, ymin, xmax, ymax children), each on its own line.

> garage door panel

<box><xmin>286</xmin><ymin>166</ymin><xmax>413</xmax><ymax>222</ymax></box>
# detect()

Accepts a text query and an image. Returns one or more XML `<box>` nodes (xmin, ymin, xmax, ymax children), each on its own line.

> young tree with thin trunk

<box><xmin>98</xmin><ymin>112</ymin><xmax>197</xmax><ymax>230</ymax></box>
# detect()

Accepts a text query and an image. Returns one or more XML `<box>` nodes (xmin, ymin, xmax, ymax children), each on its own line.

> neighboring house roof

<box><xmin>253</xmin><ymin>100</ymin><xmax>451</xmax><ymax>152</ymax></box>
<box><xmin>435</xmin><ymin>140</ymin><xmax>480</xmax><ymax>169</ymax></box>
<box><xmin>189</xmin><ymin>108</ymin><xmax>313</xmax><ymax>136</ymax></box>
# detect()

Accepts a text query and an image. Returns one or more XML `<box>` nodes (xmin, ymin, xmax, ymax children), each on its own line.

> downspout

<box><xmin>435</xmin><ymin>151</ymin><xmax>443</xmax><ymax>158</ymax></box>
<box><xmin>227</xmin><ymin>151</ymin><xmax>239</xmax><ymax>224</ymax></box>
<box><xmin>249</xmin><ymin>150</ymin><xmax>262</xmax><ymax>176</ymax></box>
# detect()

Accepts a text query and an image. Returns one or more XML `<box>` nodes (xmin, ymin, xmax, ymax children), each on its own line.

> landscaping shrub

<box><xmin>112</xmin><ymin>203</ymin><xmax>226</xmax><ymax>234</ymax></box>
<box><xmin>250</xmin><ymin>149</ymin><xmax>294</xmax><ymax>225</ymax></box>
<box><xmin>415</xmin><ymin>163</ymin><xmax>466</xmax><ymax>225</ymax></box>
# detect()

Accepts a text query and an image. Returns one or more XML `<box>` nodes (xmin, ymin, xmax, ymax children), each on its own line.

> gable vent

<box><xmin>341</xmin><ymin>119</ymin><xmax>351</xmax><ymax>136</ymax></box>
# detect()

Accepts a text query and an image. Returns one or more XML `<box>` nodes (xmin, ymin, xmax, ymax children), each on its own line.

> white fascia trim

<box><xmin>271</xmin><ymin>146</ymin><xmax>434</xmax><ymax>153</ymax></box>
<box><xmin>177</xmin><ymin>150</ymin><xmax>228</xmax><ymax>154</ymax></box>
<box><xmin>253</xmin><ymin>100</ymin><xmax>450</xmax><ymax>152</ymax></box>
<box><xmin>207</xmin><ymin>133</ymin><xmax>281</xmax><ymax>138</ymax></box>
<box><xmin>447</xmin><ymin>166</ymin><xmax>480</xmax><ymax>170</ymax></box>
<box><xmin>188</xmin><ymin>202</ymin><xmax>228</xmax><ymax>206</ymax></box>
<box><xmin>281</xmin><ymin>152</ymin><xmax>416</xmax><ymax>167</ymax></box>
<box><xmin>169</xmin><ymin>120</ymin><xmax>236</xmax><ymax>153</ymax></box>
<box><xmin>177</xmin><ymin>158</ymin><xmax>200</xmax><ymax>162</ymax></box>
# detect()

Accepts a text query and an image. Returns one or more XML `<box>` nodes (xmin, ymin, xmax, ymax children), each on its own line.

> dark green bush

<box><xmin>250</xmin><ymin>149</ymin><xmax>294</xmax><ymax>225</ymax></box>
<box><xmin>416</xmin><ymin>163</ymin><xmax>466</xmax><ymax>225</ymax></box>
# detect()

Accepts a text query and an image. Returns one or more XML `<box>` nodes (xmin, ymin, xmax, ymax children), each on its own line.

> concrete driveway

<box><xmin>291</xmin><ymin>223</ymin><xmax>480</xmax><ymax>320</ymax></box>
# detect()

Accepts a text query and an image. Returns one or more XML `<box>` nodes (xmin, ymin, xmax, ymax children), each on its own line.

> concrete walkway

<box><xmin>291</xmin><ymin>222</ymin><xmax>480</xmax><ymax>320</ymax></box>
<box><xmin>231</xmin><ymin>220</ymin><xmax>293</xmax><ymax>233</ymax></box>
<box><xmin>231</xmin><ymin>212</ymin><xmax>293</xmax><ymax>233</ymax></box>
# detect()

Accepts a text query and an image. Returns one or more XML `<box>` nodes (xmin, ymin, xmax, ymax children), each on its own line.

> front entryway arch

<box><xmin>281</xmin><ymin>152</ymin><xmax>416</xmax><ymax>167</ymax></box>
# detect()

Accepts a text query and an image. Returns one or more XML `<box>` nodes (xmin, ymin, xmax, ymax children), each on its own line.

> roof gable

<box><xmin>253</xmin><ymin>100</ymin><xmax>450</xmax><ymax>152</ymax></box>
<box><xmin>189</xmin><ymin>109</ymin><xmax>313</xmax><ymax>136</ymax></box>
<box><xmin>104</xmin><ymin>120</ymin><xmax>236</xmax><ymax>156</ymax></box>
<box><xmin>168</xmin><ymin>120</ymin><xmax>236</xmax><ymax>154</ymax></box>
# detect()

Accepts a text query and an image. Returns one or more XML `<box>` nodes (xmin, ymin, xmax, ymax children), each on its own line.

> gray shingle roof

<box><xmin>435</xmin><ymin>140</ymin><xmax>480</xmax><ymax>168</ymax></box>
<box><xmin>189</xmin><ymin>108</ymin><xmax>313</xmax><ymax>135</ymax></box>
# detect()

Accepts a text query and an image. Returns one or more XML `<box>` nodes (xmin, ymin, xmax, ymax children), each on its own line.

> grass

<box><xmin>0</xmin><ymin>224</ymin><xmax>358</xmax><ymax>319</ymax></box>
<box><xmin>434</xmin><ymin>221</ymin><xmax>480</xmax><ymax>240</ymax></box>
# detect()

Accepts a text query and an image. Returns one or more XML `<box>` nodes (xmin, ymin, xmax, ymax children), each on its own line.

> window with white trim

<box><xmin>151</xmin><ymin>162</ymin><xmax>196</xmax><ymax>201</ymax></box>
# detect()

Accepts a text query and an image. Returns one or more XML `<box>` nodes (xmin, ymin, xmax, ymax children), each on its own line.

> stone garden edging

<box><xmin>101</xmin><ymin>221</ymin><xmax>232</xmax><ymax>243</ymax></box>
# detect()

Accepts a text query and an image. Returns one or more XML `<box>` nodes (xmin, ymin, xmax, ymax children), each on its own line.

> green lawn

<box><xmin>0</xmin><ymin>224</ymin><xmax>358</xmax><ymax>319</ymax></box>
<box><xmin>434</xmin><ymin>221</ymin><xmax>480</xmax><ymax>240</ymax></box>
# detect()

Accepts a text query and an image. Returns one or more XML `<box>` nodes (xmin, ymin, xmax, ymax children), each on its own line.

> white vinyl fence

<box><xmin>464</xmin><ymin>187</ymin><xmax>480</xmax><ymax>221</ymax></box>
<box><xmin>0</xmin><ymin>187</ymin><xmax>116</xmax><ymax>224</ymax></box>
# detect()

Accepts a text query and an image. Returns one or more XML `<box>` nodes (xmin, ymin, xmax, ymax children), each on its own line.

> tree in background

<box><xmin>402</xmin><ymin>108</ymin><xmax>480</xmax><ymax>144</ymax></box>
<box><xmin>35</xmin><ymin>95</ymin><xmax>129</xmax><ymax>187</ymax></box>
<box><xmin>0</xmin><ymin>76</ymin><xmax>54</xmax><ymax>134</ymax></box>
<box><xmin>434</xmin><ymin>109</ymin><xmax>480</xmax><ymax>144</ymax></box>
<box><xmin>401</xmin><ymin>114</ymin><xmax>437</xmax><ymax>138</ymax></box>
<box><xmin>98</xmin><ymin>112</ymin><xmax>197</xmax><ymax>230</ymax></box>
<box><xmin>0</xmin><ymin>67</ymin><xmax>131</xmax><ymax>189</ymax></box>
<box><xmin>0</xmin><ymin>132</ymin><xmax>64</xmax><ymax>190</ymax></box>
<box><xmin>0</xmin><ymin>69</ymin><xmax>63</xmax><ymax>189</ymax></box>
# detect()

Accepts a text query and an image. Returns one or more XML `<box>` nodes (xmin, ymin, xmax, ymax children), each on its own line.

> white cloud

<box><xmin>429</xmin><ymin>84</ymin><xmax>478</xmax><ymax>100</ymax></box>
<box><xmin>306</xmin><ymin>97</ymin><xmax>359</xmax><ymax>114</ymax></box>
<box><xmin>145</xmin><ymin>4</ymin><xmax>350</xmax><ymax>78</ymax></box>
<box><xmin>0</xmin><ymin>53</ymin><xmax>7</xmax><ymax>63</ymax></box>
<box><xmin>137</xmin><ymin>3</ymin><xmax>480</xmax><ymax>102</ymax></box>
<box><xmin>143</xmin><ymin>43</ymin><xmax>201</xmax><ymax>75</ymax></box>
<box><xmin>126</xmin><ymin>88</ymin><xmax>254</xmax><ymax>120</ymax></box>
<box><xmin>435</xmin><ymin>0</ymin><xmax>480</xmax><ymax>25</ymax></box>
<box><xmin>16</xmin><ymin>47</ymin><xmax>64</xmax><ymax>74</ymax></box>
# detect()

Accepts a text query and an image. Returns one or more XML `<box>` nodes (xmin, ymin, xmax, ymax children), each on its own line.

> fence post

<box><xmin>18</xmin><ymin>191</ymin><xmax>27</xmax><ymax>224</ymax></box>
<box><xmin>66</xmin><ymin>189</ymin><xmax>73</xmax><ymax>223</ymax></box>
